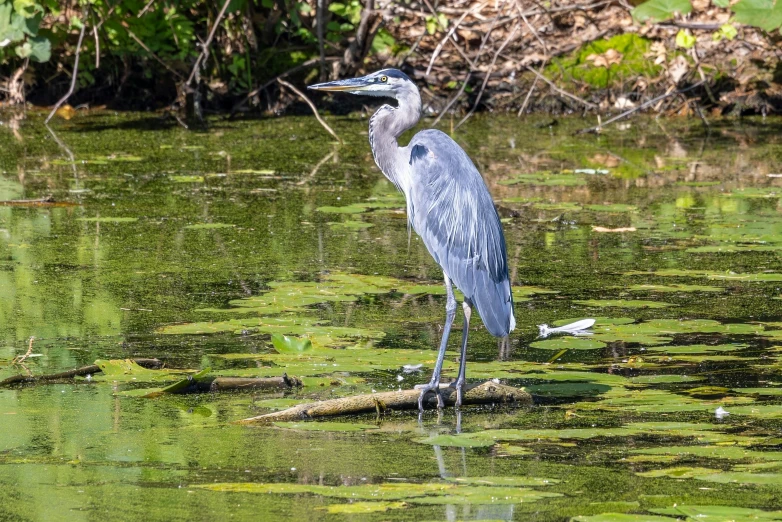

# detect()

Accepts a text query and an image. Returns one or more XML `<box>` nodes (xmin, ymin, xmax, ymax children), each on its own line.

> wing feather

<box><xmin>407</xmin><ymin>130</ymin><xmax>515</xmax><ymax>336</ymax></box>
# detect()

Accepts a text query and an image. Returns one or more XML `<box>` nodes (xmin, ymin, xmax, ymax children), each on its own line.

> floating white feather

<box><xmin>538</xmin><ymin>319</ymin><xmax>596</xmax><ymax>338</ymax></box>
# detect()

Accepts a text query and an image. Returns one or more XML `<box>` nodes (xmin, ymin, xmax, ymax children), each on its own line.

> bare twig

<box><xmin>575</xmin><ymin>80</ymin><xmax>706</xmax><ymax>135</ymax></box>
<box><xmin>137</xmin><ymin>0</ymin><xmax>156</xmax><ymax>17</ymax></box>
<box><xmin>297</xmin><ymin>149</ymin><xmax>337</xmax><ymax>185</ymax></box>
<box><xmin>185</xmin><ymin>0</ymin><xmax>233</xmax><ymax>87</ymax></box>
<box><xmin>11</xmin><ymin>337</ymin><xmax>35</xmax><ymax>365</ymax></box>
<box><xmin>456</xmin><ymin>23</ymin><xmax>519</xmax><ymax>129</ymax></box>
<box><xmin>518</xmin><ymin>60</ymin><xmax>546</xmax><ymax>116</ymax></box>
<box><xmin>278</xmin><ymin>79</ymin><xmax>343</xmax><ymax>144</ymax></box>
<box><xmin>45</xmin><ymin>19</ymin><xmax>87</xmax><ymax>124</ymax></box>
<box><xmin>426</xmin><ymin>3</ymin><xmax>485</xmax><ymax>76</ymax></box>
<box><xmin>430</xmin><ymin>0</ymin><xmax>508</xmax><ymax>127</ymax></box>
<box><xmin>317</xmin><ymin>0</ymin><xmax>326</xmax><ymax>81</ymax></box>
<box><xmin>230</xmin><ymin>57</ymin><xmax>339</xmax><ymax>116</ymax></box>
<box><xmin>123</xmin><ymin>24</ymin><xmax>184</xmax><ymax>79</ymax></box>
<box><xmin>524</xmin><ymin>66</ymin><xmax>598</xmax><ymax>109</ymax></box>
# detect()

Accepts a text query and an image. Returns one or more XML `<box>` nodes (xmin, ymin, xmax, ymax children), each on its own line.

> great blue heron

<box><xmin>309</xmin><ymin>68</ymin><xmax>515</xmax><ymax>411</ymax></box>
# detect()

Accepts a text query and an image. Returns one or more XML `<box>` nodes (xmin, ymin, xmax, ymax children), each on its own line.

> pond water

<box><xmin>1</xmin><ymin>111</ymin><xmax>782</xmax><ymax>521</ymax></box>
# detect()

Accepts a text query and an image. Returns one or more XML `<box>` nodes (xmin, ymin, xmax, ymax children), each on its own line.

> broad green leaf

<box><xmin>271</xmin><ymin>334</ymin><xmax>312</xmax><ymax>353</ymax></box>
<box><xmin>632</xmin><ymin>0</ymin><xmax>693</xmax><ymax>23</ymax></box>
<box><xmin>12</xmin><ymin>0</ymin><xmax>41</xmax><ymax>18</ymax></box>
<box><xmin>0</xmin><ymin>6</ymin><xmax>25</xmax><ymax>44</ymax></box>
<box><xmin>26</xmin><ymin>35</ymin><xmax>49</xmax><ymax>62</ymax></box>
<box><xmin>731</xmin><ymin>0</ymin><xmax>782</xmax><ymax>31</ymax></box>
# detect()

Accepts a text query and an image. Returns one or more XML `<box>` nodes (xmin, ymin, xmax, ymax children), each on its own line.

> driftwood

<box><xmin>164</xmin><ymin>375</ymin><xmax>303</xmax><ymax>394</ymax></box>
<box><xmin>236</xmin><ymin>381</ymin><xmax>532</xmax><ymax>424</ymax></box>
<box><xmin>0</xmin><ymin>358</ymin><xmax>162</xmax><ymax>386</ymax></box>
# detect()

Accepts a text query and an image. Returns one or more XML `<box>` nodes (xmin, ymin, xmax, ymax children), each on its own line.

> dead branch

<box><xmin>524</xmin><ymin>66</ymin><xmax>597</xmax><ymax>110</ymax></box>
<box><xmin>426</xmin><ymin>2</ymin><xmax>486</xmax><ymax>76</ymax></box>
<box><xmin>45</xmin><ymin>18</ymin><xmax>87</xmax><ymax>124</ymax></box>
<box><xmin>456</xmin><ymin>22</ymin><xmax>519</xmax><ymax>129</ymax></box>
<box><xmin>236</xmin><ymin>381</ymin><xmax>533</xmax><ymax>423</ymax></box>
<box><xmin>430</xmin><ymin>0</ymin><xmax>510</xmax><ymax>127</ymax></box>
<box><xmin>185</xmin><ymin>0</ymin><xmax>233</xmax><ymax>88</ymax></box>
<box><xmin>278</xmin><ymin>78</ymin><xmax>343</xmax><ymax>144</ymax></box>
<box><xmin>575</xmin><ymin>80</ymin><xmax>706</xmax><ymax>135</ymax></box>
<box><xmin>172</xmin><ymin>376</ymin><xmax>303</xmax><ymax>394</ymax></box>
<box><xmin>1</xmin><ymin>358</ymin><xmax>162</xmax><ymax>386</ymax></box>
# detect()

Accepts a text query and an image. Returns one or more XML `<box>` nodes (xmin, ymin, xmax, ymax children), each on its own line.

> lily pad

<box><xmin>77</xmin><ymin>217</ymin><xmax>138</xmax><ymax>223</ymax></box>
<box><xmin>530</xmin><ymin>337</ymin><xmax>607</xmax><ymax>350</ymax></box>
<box><xmin>328</xmin><ymin>221</ymin><xmax>374</xmax><ymax>229</ymax></box>
<box><xmin>636</xmin><ymin>466</ymin><xmax>722</xmax><ymax>479</ymax></box>
<box><xmin>320</xmin><ymin>502</ymin><xmax>407</xmax><ymax>514</ymax></box>
<box><xmin>274</xmin><ymin>422</ymin><xmax>379</xmax><ymax>432</ymax></box>
<box><xmin>652</xmin><ymin>505</ymin><xmax>782</xmax><ymax>521</ymax></box>
<box><xmin>572</xmin><ymin>514</ymin><xmax>677</xmax><ymax>522</ymax></box>
<box><xmin>271</xmin><ymin>334</ymin><xmax>312</xmax><ymax>353</ymax></box>
<box><xmin>184</xmin><ymin>223</ymin><xmax>235</xmax><ymax>229</ymax></box>
<box><xmin>585</xmin><ymin>204</ymin><xmax>638</xmax><ymax>213</ymax></box>
<box><xmin>627</xmin><ymin>284</ymin><xmax>723</xmax><ymax>293</ymax></box>
<box><xmin>574</xmin><ymin>300</ymin><xmax>675</xmax><ymax>309</ymax></box>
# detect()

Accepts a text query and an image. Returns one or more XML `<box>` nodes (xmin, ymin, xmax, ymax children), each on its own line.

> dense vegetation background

<box><xmin>1</xmin><ymin>0</ymin><xmax>782</xmax><ymax>118</ymax></box>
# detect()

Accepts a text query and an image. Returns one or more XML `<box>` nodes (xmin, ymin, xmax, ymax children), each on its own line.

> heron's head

<box><xmin>307</xmin><ymin>69</ymin><xmax>417</xmax><ymax>100</ymax></box>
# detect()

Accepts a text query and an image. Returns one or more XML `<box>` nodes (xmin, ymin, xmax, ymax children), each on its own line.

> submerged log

<box><xmin>236</xmin><ymin>381</ymin><xmax>532</xmax><ymax>424</ymax></box>
<box><xmin>0</xmin><ymin>358</ymin><xmax>163</xmax><ymax>386</ymax></box>
<box><xmin>167</xmin><ymin>375</ymin><xmax>303</xmax><ymax>394</ymax></box>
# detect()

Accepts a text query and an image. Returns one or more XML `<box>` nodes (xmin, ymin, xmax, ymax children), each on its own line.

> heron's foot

<box><xmin>451</xmin><ymin>378</ymin><xmax>466</xmax><ymax>407</ymax></box>
<box><xmin>415</xmin><ymin>381</ymin><xmax>445</xmax><ymax>412</ymax></box>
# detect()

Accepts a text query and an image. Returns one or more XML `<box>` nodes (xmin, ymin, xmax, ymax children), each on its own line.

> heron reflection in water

<box><xmin>309</xmin><ymin>69</ymin><xmax>515</xmax><ymax>411</ymax></box>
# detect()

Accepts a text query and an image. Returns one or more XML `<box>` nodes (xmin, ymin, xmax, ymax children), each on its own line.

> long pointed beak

<box><xmin>307</xmin><ymin>77</ymin><xmax>372</xmax><ymax>93</ymax></box>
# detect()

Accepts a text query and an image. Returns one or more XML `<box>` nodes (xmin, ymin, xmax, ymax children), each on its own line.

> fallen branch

<box><xmin>524</xmin><ymin>66</ymin><xmax>598</xmax><ymax>110</ymax></box>
<box><xmin>165</xmin><ymin>376</ymin><xmax>303</xmax><ymax>394</ymax></box>
<box><xmin>278</xmin><ymin>78</ymin><xmax>343</xmax><ymax>144</ymax></box>
<box><xmin>236</xmin><ymin>381</ymin><xmax>532</xmax><ymax>423</ymax></box>
<box><xmin>574</xmin><ymin>80</ymin><xmax>706</xmax><ymax>135</ymax></box>
<box><xmin>1</xmin><ymin>358</ymin><xmax>162</xmax><ymax>386</ymax></box>
<box><xmin>0</xmin><ymin>197</ymin><xmax>79</xmax><ymax>207</ymax></box>
<box><xmin>45</xmin><ymin>18</ymin><xmax>88</xmax><ymax>124</ymax></box>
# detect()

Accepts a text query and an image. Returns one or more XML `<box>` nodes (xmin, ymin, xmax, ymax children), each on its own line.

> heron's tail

<box><xmin>472</xmin><ymin>272</ymin><xmax>515</xmax><ymax>337</ymax></box>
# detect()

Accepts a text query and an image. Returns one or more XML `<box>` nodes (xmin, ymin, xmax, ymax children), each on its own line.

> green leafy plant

<box><xmin>632</xmin><ymin>0</ymin><xmax>693</xmax><ymax>23</ymax></box>
<box><xmin>0</xmin><ymin>1</ymin><xmax>50</xmax><ymax>63</ymax></box>
<box><xmin>731</xmin><ymin>0</ymin><xmax>782</xmax><ymax>32</ymax></box>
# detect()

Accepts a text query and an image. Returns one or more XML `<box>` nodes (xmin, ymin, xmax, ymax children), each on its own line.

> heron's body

<box><xmin>309</xmin><ymin>68</ymin><xmax>515</xmax><ymax>409</ymax></box>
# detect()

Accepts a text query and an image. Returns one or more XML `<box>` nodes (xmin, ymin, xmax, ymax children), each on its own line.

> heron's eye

<box><xmin>380</xmin><ymin>76</ymin><xmax>388</xmax><ymax>83</ymax></box>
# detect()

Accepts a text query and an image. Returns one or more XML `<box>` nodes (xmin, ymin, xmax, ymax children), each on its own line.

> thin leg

<box><xmin>454</xmin><ymin>300</ymin><xmax>472</xmax><ymax>407</ymax></box>
<box><xmin>417</xmin><ymin>273</ymin><xmax>457</xmax><ymax>412</ymax></box>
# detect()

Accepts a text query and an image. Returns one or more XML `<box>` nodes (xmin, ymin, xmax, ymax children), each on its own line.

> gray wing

<box><xmin>407</xmin><ymin>129</ymin><xmax>515</xmax><ymax>337</ymax></box>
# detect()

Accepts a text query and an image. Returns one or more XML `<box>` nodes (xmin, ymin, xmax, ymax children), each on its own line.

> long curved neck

<box><xmin>368</xmin><ymin>89</ymin><xmax>421</xmax><ymax>195</ymax></box>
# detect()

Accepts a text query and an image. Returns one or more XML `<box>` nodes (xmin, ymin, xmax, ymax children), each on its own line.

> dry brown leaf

<box><xmin>648</xmin><ymin>42</ymin><xmax>667</xmax><ymax>65</ymax></box>
<box><xmin>585</xmin><ymin>49</ymin><xmax>623</xmax><ymax>68</ymax></box>
<box><xmin>668</xmin><ymin>55</ymin><xmax>689</xmax><ymax>83</ymax></box>
<box><xmin>592</xmin><ymin>226</ymin><xmax>637</xmax><ymax>233</ymax></box>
